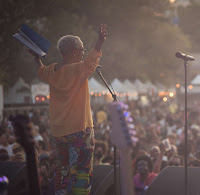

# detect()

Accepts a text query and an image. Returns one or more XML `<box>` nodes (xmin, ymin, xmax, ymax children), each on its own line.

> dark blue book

<box><xmin>13</xmin><ymin>24</ymin><xmax>50</xmax><ymax>57</ymax></box>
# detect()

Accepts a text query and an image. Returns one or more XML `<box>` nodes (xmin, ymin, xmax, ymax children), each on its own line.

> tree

<box><xmin>0</xmin><ymin>0</ymin><xmax>96</xmax><ymax>87</ymax></box>
<box><xmin>76</xmin><ymin>0</ymin><xmax>191</xmax><ymax>85</ymax></box>
<box><xmin>0</xmin><ymin>0</ymin><xmax>191</xmax><ymax>88</ymax></box>
<box><xmin>178</xmin><ymin>2</ymin><xmax>200</xmax><ymax>52</ymax></box>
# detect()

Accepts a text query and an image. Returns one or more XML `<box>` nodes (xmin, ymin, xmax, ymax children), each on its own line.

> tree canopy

<box><xmin>0</xmin><ymin>0</ymin><xmax>191</xmax><ymax>88</ymax></box>
<box><xmin>178</xmin><ymin>1</ymin><xmax>200</xmax><ymax>52</ymax></box>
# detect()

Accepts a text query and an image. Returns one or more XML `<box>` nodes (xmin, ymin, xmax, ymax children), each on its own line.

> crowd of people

<box><xmin>1</xmin><ymin>95</ymin><xmax>200</xmax><ymax>194</ymax></box>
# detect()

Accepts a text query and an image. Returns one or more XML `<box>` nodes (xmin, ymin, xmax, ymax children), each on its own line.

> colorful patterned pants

<box><xmin>54</xmin><ymin>128</ymin><xmax>95</xmax><ymax>195</ymax></box>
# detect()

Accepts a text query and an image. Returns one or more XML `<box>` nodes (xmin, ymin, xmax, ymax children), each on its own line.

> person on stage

<box><xmin>30</xmin><ymin>24</ymin><xmax>107</xmax><ymax>195</ymax></box>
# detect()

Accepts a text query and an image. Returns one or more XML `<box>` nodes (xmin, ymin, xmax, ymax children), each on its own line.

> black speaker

<box><xmin>91</xmin><ymin>165</ymin><xmax>120</xmax><ymax>195</ymax></box>
<box><xmin>147</xmin><ymin>166</ymin><xmax>200</xmax><ymax>195</ymax></box>
<box><xmin>0</xmin><ymin>162</ymin><xmax>28</xmax><ymax>195</ymax></box>
<box><xmin>0</xmin><ymin>163</ymin><xmax>120</xmax><ymax>195</ymax></box>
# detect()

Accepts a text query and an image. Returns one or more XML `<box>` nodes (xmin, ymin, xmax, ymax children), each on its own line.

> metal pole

<box><xmin>95</xmin><ymin>68</ymin><xmax>118</xmax><ymax>194</ymax></box>
<box><xmin>114</xmin><ymin>146</ymin><xmax>117</xmax><ymax>195</ymax></box>
<box><xmin>184</xmin><ymin>60</ymin><xmax>188</xmax><ymax>195</ymax></box>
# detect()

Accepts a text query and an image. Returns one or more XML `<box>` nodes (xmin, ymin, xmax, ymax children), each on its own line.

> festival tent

<box><xmin>123</xmin><ymin>79</ymin><xmax>137</xmax><ymax>92</ymax></box>
<box><xmin>133</xmin><ymin>79</ymin><xmax>148</xmax><ymax>93</ymax></box>
<box><xmin>88</xmin><ymin>77</ymin><xmax>108</xmax><ymax>93</ymax></box>
<box><xmin>155</xmin><ymin>82</ymin><xmax>166</xmax><ymax>92</ymax></box>
<box><xmin>188</xmin><ymin>74</ymin><xmax>200</xmax><ymax>93</ymax></box>
<box><xmin>177</xmin><ymin>75</ymin><xmax>200</xmax><ymax>94</ymax></box>
<box><xmin>89</xmin><ymin>77</ymin><xmax>110</xmax><ymax>104</ymax></box>
<box><xmin>4</xmin><ymin>77</ymin><xmax>31</xmax><ymax>104</ymax></box>
<box><xmin>111</xmin><ymin>78</ymin><xmax>130</xmax><ymax>93</ymax></box>
<box><xmin>31</xmin><ymin>82</ymin><xmax>49</xmax><ymax>103</ymax></box>
<box><xmin>145</xmin><ymin>81</ymin><xmax>158</xmax><ymax>93</ymax></box>
<box><xmin>191</xmin><ymin>74</ymin><xmax>200</xmax><ymax>85</ymax></box>
<box><xmin>179</xmin><ymin>85</ymin><xmax>200</xmax><ymax>93</ymax></box>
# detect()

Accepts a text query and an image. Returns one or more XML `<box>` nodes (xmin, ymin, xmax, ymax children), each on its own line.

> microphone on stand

<box><xmin>95</xmin><ymin>65</ymin><xmax>103</xmax><ymax>72</ymax></box>
<box><xmin>175</xmin><ymin>52</ymin><xmax>195</xmax><ymax>61</ymax></box>
<box><xmin>96</xmin><ymin>65</ymin><xmax>103</xmax><ymax>70</ymax></box>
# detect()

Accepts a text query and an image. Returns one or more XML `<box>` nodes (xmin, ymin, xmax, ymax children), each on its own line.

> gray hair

<box><xmin>57</xmin><ymin>35</ymin><xmax>81</xmax><ymax>55</ymax></box>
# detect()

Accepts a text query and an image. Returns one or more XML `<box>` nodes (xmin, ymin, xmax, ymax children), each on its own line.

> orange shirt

<box><xmin>38</xmin><ymin>49</ymin><xmax>102</xmax><ymax>137</ymax></box>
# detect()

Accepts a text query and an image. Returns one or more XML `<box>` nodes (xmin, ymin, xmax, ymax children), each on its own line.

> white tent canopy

<box><xmin>191</xmin><ymin>75</ymin><xmax>200</xmax><ymax>85</ymax></box>
<box><xmin>31</xmin><ymin>82</ymin><xmax>49</xmax><ymax>103</ymax></box>
<box><xmin>123</xmin><ymin>79</ymin><xmax>137</xmax><ymax>92</ymax></box>
<box><xmin>180</xmin><ymin>85</ymin><xmax>200</xmax><ymax>94</ymax></box>
<box><xmin>111</xmin><ymin>78</ymin><xmax>130</xmax><ymax>93</ymax></box>
<box><xmin>88</xmin><ymin>77</ymin><xmax>108</xmax><ymax>93</ymax></box>
<box><xmin>155</xmin><ymin>82</ymin><xmax>166</xmax><ymax>92</ymax></box>
<box><xmin>4</xmin><ymin>77</ymin><xmax>31</xmax><ymax>104</ymax></box>
<box><xmin>133</xmin><ymin>79</ymin><xmax>148</xmax><ymax>93</ymax></box>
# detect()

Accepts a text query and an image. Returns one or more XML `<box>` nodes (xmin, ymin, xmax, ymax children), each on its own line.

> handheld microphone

<box><xmin>96</xmin><ymin>65</ymin><xmax>103</xmax><ymax>71</ymax></box>
<box><xmin>175</xmin><ymin>52</ymin><xmax>195</xmax><ymax>61</ymax></box>
<box><xmin>96</xmin><ymin>65</ymin><xmax>103</xmax><ymax>69</ymax></box>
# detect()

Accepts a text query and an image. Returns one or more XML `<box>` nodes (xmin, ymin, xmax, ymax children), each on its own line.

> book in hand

<box><xmin>13</xmin><ymin>24</ymin><xmax>51</xmax><ymax>57</ymax></box>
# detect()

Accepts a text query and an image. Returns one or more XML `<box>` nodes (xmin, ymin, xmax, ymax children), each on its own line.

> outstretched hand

<box><xmin>159</xmin><ymin>142</ymin><xmax>166</xmax><ymax>154</ymax></box>
<box><xmin>28</xmin><ymin>49</ymin><xmax>43</xmax><ymax>68</ymax></box>
<box><xmin>99</xmin><ymin>24</ymin><xmax>108</xmax><ymax>41</ymax></box>
<box><xmin>94</xmin><ymin>24</ymin><xmax>108</xmax><ymax>52</ymax></box>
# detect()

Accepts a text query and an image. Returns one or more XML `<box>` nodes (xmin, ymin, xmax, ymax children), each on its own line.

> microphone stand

<box><xmin>175</xmin><ymin>52</ymin><xmax>195</xmax><ymax>195</ymax></box>
<box><xmin>96</xmin><ymin>68</ymin><xmax>118</xmax><ymax>195</ymax></box>
<box><xmin>96</xmin><ymin>68</ymin><xmax>117</xmax><ymax>101</ymax></box>
<box><xmin>184</xmin><ymin>59</ymin><xmax>188</xmax><ymax>195</ymax></box>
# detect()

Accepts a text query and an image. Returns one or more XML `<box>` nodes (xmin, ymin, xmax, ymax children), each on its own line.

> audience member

<box><xmin>168</xmin><ymin>155</ymin><xmax>183</xmax><ymax>167</ymax></box>
<box><xmin>0</xmin><ymin>134</ymin><xmax>13</xmax><ymax>157</ymax></box>
<box><xmin>134</xmin><ymin>155</ymin><xmax>157</xmax><ymax>195</ymax></box>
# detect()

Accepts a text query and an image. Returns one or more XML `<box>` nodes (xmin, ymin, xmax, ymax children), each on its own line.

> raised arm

<box><xmin>28</xmin><ymin>50</ymin><xmax>50</xmax><ymax>82</ymax></box>
<box><xmin>28</xmin><ymin>50</ymin><xmax>44</xmax><ymax>70</ymax></box>
<box><xmin>153</xmin><ymin>143</ymin><xmax>166</xmax><ymax>174</ymax></box>
<box><xmin>94</xmin><ymin>24</ymin><xmax>108</xmax><ymax>53</ymax></box>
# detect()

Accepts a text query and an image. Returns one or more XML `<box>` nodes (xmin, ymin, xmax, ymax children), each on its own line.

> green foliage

<box><xmin>178</xmin><ymin>3</ymin><xmax>200</xmax><ymax>52</ymax></box>
<box><xmin>44</xmin><ymin>12</ymin><xmax>97</xmax><ymax>64</ymax></box>
<box><xmin>78</xmin><ymin>0</ymin><xmax>190</xmax><ymax>85</ymax></box>
<box><xmin>0</xmin><ymin>0</ymin><xmax>191</xmax><ymax>88</ymax></box>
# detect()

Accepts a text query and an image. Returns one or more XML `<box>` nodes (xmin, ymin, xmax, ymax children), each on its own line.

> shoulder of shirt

<box><xmin>38</xmin><ymin>63</ymin><xmax>56</xmax><ymax>72</ymax></box>
<box><xmin>63</xmin><ymin>61</ymin><xmax>83</xmax><ymax>68</ymax></box>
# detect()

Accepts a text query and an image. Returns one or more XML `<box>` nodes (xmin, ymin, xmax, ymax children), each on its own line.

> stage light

<box><xmin>170</xmin><ymin>0</ymin><xmax>176</xmax><ymax>3</ymax></box>
<box><xmin>169</xmin><ymin>92</ymin><xmax>174</xmax><ymax>97</ymax></box>
<box><xmin>163</xmin><ymin>97</ymin><xmax>168</xmax><ymax>102</ymax></box>
<box><xmin>36</xmin><ymin>97</ymin><xmax>39</xmax><ymax>101</ymax></box>
<box><xmin>188</xmin><ymin>85</ymin><xmax>193</xmax><ymax>90</ymax></box>
<box><xmin>160</xmin><ymin>72</ymin><xmax>164</xmax><ymax>77</ymax></box>
<box><xmin>176</xmin><ymin>84</ymin><xmax>180</xmax><ymax>88</ymax></box>
<box><xmin>47</xmin><ymin>95</ymin><xmax>50</xmax><ymax>99</ymax></box>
